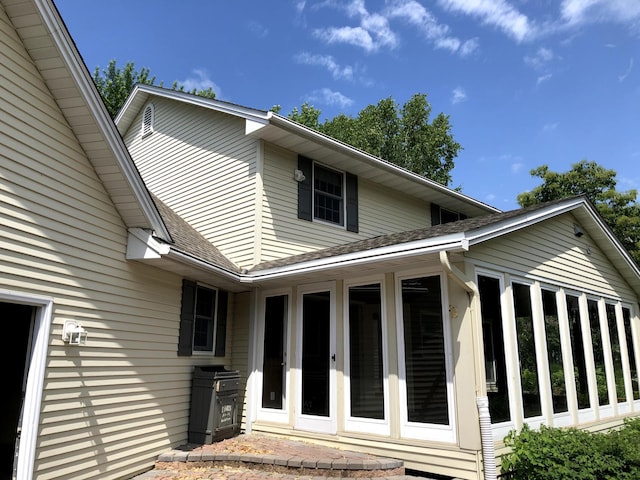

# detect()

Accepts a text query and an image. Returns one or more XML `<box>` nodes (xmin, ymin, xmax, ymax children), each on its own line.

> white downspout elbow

<box><xmin>439</xmin><ymin>251</ymin><xmax>497</xmax><ymax>480</ymax></box>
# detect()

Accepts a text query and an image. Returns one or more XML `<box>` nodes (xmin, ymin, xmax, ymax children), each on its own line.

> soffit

<box><xmin>3</xmin><ymin>0</ymin><xmax>167</xmax><ymax>237</ymax></box>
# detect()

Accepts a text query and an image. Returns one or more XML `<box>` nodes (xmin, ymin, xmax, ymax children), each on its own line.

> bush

<box><xmin>501</xmin><ymin>418</ymin><xmax>640</xmax><ymax>479</ymax></box>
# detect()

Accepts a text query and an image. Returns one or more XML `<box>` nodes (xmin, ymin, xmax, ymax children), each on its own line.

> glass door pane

<box><xmin>542</xmin><ymin>290</ymin><xmax>568</xmax><ymax>414</ymax></box>
<box><xmin>588</xmin><ymin>299</ymin><xmax>609</xmax><ymax>407</ymax></box>
<box><xmin>262</xmin><ymin>295</ymin><xmax>287</xmax><ymax>409</ymax></box>
<box><xmin>568</xmin><ymin>295</ymin><xmax>590</xmax><ymax>409</ymax></box>
<box><xmin>302</xmin><ymin>291</ymin><xmax>330</xmax><ymax>416</ymax></box>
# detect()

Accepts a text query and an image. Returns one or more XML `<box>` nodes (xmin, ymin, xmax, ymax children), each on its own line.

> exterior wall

<box><xmin>466</xmin><ymin>212</ymin><xmax>635</xmax><ymax>300</ymax></box>
<box><xmin>248</xmin><ymin>263</ymin><xmax>484</xmax><ymax>480</ymax></box>
<box><xmin>1</xmin><ymin>13</ymin><xmax>231</xmax><ymax>479</ymax></box>
<box><xmin>466</xmin><ymin>213</ymin><xmax>640</xmax><ymax>472</ymax></box>
<box><xmin>259</xmin><ymin>144</ymin><xmax>431</xmax><ymax>262</ymax></box>
<box><xmin>123</xmin><ymin>98</ymin><xmax>258</xmax><ymax>268</ymax></box>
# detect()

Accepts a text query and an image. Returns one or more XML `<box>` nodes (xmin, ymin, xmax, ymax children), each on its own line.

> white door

<box><xmin>295</xmin><ymin>283</ymin><xmax>336</xmax><ymax>433</ymax></box>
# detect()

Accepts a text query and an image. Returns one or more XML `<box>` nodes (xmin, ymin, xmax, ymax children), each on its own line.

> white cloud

<box><xmin>314</xmin><ymin>26</ymin><xmax>381</xmax><ymax>52</ymax></box>
<box><xmin>524</xmin><ymin>47</ymin><xmax>555</xmax><ymax>69</ymax></box>
<box><xmin>386</xmin><ymin>0</ymin><xmax>473</xmax><ymax>55</ymax></box>
<box><xmin>178</xmin><ymin>69</ymin><xmax>221</xmax><ymax>96</ymax></box>
<box><xmin>295</xmin><ymin>52</ymin><xmax>354</xmax><ymax>80</ymax></box>
<box><xmin>542</xmin><ymin>122</ymin><xmax>559</xmax><ymax>132</ymax></box>
<box><xmin>511</xmin><ymin>162</ymin><xmax>525</xmax><ymax>174</ymax></box>
<box><xmin>437</xmin><ymin>0</ymin><xmax>533</xmax><ymax>42</ymax></box>
<box><xmin>307</xmin><ymin>88</ymin><xmax>354</xmax><ymax>108</ymax></box>
<box><xmin>618</xmin><ymin>58</ymin><xmax>634</xmax><ymax>82</ymax></box>
<box><xmin>560</xmin><ymin>0</ymin><xmax>640</xmax><ymax>26</ymax></box>
<box><xmin>451</xmin><ymin>87</ymin><xmax>467</xmax><ymax>104</ymax></box>
<box><xmin>537</xmin><ymin>73</ymin><xmax>553</xmax><ymax>85</ymax></box>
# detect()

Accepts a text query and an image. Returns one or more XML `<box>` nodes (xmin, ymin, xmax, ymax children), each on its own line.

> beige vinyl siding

<box><xmin>124</xmin><ymin>98</ymin><xmax>257</xmax><ymax>268</ymax></box>
<box><xmin>259</xmin><ymin>144</ymin><xmax>430</xmax><ymax>262</ymax></box>
<box><xmin>1</xmin><ymin>12</ymin><xmax>229</xmax><ymax>479</ymax></box>
<box><xmin>466</xmin><ymin>212</ymin><xmax>636</xmax><ymax>300</ymax></box>
<box><xmin>231</xmin><ymin>291</ymin><xmax>252</xmax><ymax>429</ymax></box>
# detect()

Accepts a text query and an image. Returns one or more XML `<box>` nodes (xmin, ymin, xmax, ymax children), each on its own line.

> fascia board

<box><xmin>126</xmin><ymin>84</ymin><xmax>270</xmax><ymax>124</ymax></box>
<box><xmin>266</xmin><ymin>113</ymin><xmax>500</xmax><ymax>215</ymax></box>
<box><xmin>246</xmin><ymin>234</ymin><xmax>469</xmax><ymax>281</ymax></box>
<box><xmin>465</xmin><ymin>197</ymin><xmax>588</xmax><ymax>246</ymax></box>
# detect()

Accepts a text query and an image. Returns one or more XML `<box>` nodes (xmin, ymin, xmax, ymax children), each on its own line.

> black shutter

<box><xmin>346</xmin><ymin>172</ymin><xmax>359</xmax><ymax>233</ymax></box>
<box><xmin>431</xmin><ymin>203</ymin><xmax>441</xmax><ymax>226</ymax></box>
<box><xmin>178</xmin><ymin>279</ymin><xmax>196</xmax><ymax>356</ymax></box>
<box><xmin>297</xmin><ymin>156</ymin><xmax>312</xmax><ymax>221</ymax></box>
<box><xmin>214</xmin><ymin>290</ymin><xmax>228</xmax><ymax>357</ymax></box>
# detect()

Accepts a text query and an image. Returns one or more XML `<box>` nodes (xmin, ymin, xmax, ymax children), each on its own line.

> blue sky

<box><xmin>54</xmin><ymin>0</ymin><xmax>640</xmax><ymax>211</ymax></box>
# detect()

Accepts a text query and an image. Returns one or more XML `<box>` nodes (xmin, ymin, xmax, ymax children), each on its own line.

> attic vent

<box><xmin>141</xmin><ymin>103</ymin><xmax>155</xmax><ymax>138</ymax></box>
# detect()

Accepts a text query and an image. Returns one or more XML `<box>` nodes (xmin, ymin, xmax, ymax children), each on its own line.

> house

<box><xmin>3</xmin><ymin>1</ymin><xmax>640</xmax><ymax>480</ymax></box>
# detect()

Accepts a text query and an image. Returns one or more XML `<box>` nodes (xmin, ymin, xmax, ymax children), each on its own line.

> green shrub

<box><xmin>501</xmin><ymin>418</ymin><xmax>640</xmax><ymax>479</ymax></box>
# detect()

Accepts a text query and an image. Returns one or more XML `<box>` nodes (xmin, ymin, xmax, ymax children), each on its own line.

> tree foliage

<box><xmin>92</xmin><ymin>60</ymin><xmax>216</xmax><ymax>118</ymax></box>
<box><xmin>286</xmin><ymin>94</ymin><xmax>461</xmax><ymax>186</ymax></box>
<box><xmin>518</xmin><ymin>160</ymin><xmax>640</xmax><ymax>263</ymax></box>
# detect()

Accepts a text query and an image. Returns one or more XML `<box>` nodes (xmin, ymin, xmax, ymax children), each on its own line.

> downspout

<box><xmin>439</xmin><ymin>251</ymin><xmax>497</xmax><ymax>480</ymax></box>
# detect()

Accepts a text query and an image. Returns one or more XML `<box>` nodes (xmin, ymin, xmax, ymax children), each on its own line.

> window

<box><xmin>178</xmin><ymin>280</ymin><xmax>228</xmax><ymax>356</ymax></box>
<box><xmin>348</xmin><ymin>283</ymin><xmax>384</xmax><ymax>420</ymax></box>
<box><xmin>430</xmin><ymin>203</ymin><xmax>467</xmax><ymax>226</ymax></box>
<box><xmin>542</xmin><ymin>289</ymin><xmax>568</xmax><ymax>414</ymax></box>
<box><xmin>588</xmin><ymin>299</ymin><xmax>609</xmax><ymax>406</ymax></box>
<box><xmin>297</xmin><ymin>156</ymin><xmax>358</xmax><ymax>232</ymax></box>
<box><xmin>513</xmin><ymin>282</ymin><xmax>542</xmax><ymax>418</ymax></box>
<box><xmin>400</xmin><ymin>275</ymin><xmax>450</xmax><ymax>427</ymax></box>
<box><xmin>622</xmin><ymin>307</ymin><xmax>640</xmax><ymax>400</ymax></box>
<box><xmin>568</xmin><ymin>294</ymin><xmax>590</xmax><ymax>410</ymax></box>
<box><xmin>605</xmin><ymin>303</ymin><xmax>625</xmax><ymax>402</ymax></box>
<box><xmin>141</xmin><ymin>103</ymin><xmax>155</xmax><ymax>137</ymax></box>
<box><xmin>478</xmin><ymin>275</ymin><xmax>510</xmax><ymax>423</ymax></box>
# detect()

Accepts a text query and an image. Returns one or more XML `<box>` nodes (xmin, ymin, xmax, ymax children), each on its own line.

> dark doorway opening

<box><xmin>1</xmin><ymin>301</ymin><xmax>35</xmax><ymax>478</ymax></box>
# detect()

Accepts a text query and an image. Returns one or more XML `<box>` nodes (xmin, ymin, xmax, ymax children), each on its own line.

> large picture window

<box><xmin>588</xmin><ymin>299</ymin><xmax>610</xmax><ymax>407</ymax></box>
<box><xmin>542</xmin><ymin>289</ymin><xmax>568</xmax><ymax>414</ymax></box>
<box><xmin>623</xmin><ymin>307</ymin><xmax>640</xmax><ymax>400</ymax></box>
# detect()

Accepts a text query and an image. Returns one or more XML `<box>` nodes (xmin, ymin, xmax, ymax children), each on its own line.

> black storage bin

<box><xmin>188</xmin><ymin>366</ymin><xmax>240</xmax><ymax>444</ymax></box>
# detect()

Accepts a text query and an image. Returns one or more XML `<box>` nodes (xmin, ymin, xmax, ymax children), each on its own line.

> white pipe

<box><xmin>439</xmin><ymin>251</ymin><xmax>497</xmax><ymax>480</ymax></box>
<box><xmin>477</xmin><ymin>396</ymin><xmax>497</xmax><ymax>480</ymax></box>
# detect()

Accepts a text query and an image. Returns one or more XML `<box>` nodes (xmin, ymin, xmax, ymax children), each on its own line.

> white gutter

<box><xmin>439</xmin><ymin>251</ymin><xmax>496</xmax><ymax>480</ymax></box>
<box><xmin>248</xmin><ymin>234</ymin><xmax>470</xmax><ymax>281</ymax></box>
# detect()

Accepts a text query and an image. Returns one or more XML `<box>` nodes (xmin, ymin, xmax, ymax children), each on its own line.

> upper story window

<box><xmin>297</xmin><ymin>155</ymin><xmax>359</xmax><ymax>232</ymax></box>
<box><xmin>178</xmin><ymin>280</ymin><xmax>228</xmax><ymax>356</ymax></box>
<box><xmin>314</xmin><ymin>164</ymin><xmax>344</xmax><ymax>225</ymax></box>
<box><xmin>431</xmin><ymin>203</ymin><xmax>467</xmax><ymax>226</ymax></box>
<box><xmin>141</xmin><ymin>103</ymin><xmax>155</xmax><ymax>138</ymax></box>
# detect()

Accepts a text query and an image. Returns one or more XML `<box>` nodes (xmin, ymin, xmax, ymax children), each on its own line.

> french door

<box><xmin>295</xmin><ymin>283</ymin><xmax>336</xmax><ymax>433</ymax></box>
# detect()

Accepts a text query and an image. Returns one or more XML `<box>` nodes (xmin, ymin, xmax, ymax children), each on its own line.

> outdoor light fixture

<box><xmin>573</xmin><ymin>223</ymin><xmax>584</xmax><ymax>237</ymax></box>
<box><xmin>62</xmin><ymin>320</ymin><xmax>88</xmax><ymax>346</ymax></box>
<box><xmin>294</xmin><ymin>169</ymin><xmax>306</xmax><ymax>182</ymax></box>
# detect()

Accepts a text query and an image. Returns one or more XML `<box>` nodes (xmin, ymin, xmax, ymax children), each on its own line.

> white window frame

<box><xmin>343</xmin><ymin>275</ymin><xmax>390</xmax><ymax>436</ymax></box>
<box><xmin>395</xmin><ymin>269</ymin><xmax>456</xmax><ymax>443</ymax></box>
<box><xmin>256</xmin><ymin>288</ymin><xmax>292</xmax><ymax>424</ymax></box>
<box><xmin>313</xmin><ymin>163</ymin><xmax>345</xmax><ymax>228</ymax></box>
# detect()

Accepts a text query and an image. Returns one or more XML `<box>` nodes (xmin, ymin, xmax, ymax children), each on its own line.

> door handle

<box><xmin>331</xmin><ymin>354</ymin><xmax>336</xmax><ymax>362</ymax></box>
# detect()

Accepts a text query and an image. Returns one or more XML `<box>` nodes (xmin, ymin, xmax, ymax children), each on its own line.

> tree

<box><xmin>518</xmin><ymin>160</ymin><xmax>640</xmax><ymax>263</ymax></box>
<box><xmin>93</xmin><ymin>59</ymin><xmax>216</xmax><ymax>118</ymax></box>
<box><xmin>287</xmin><ymin>94</ymin><xmax>461</xmax><ymax>186</ymax></box>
